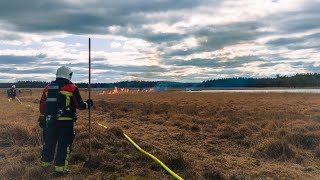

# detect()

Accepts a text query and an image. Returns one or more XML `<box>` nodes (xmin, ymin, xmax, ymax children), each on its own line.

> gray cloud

<box><xmin>290</xmin><ymin>61</ymin><xmax>320</xmax><ymax>72</ymax></box>
<box><xmin>266</xmin><ymin>33</ymin><xmax>320</xmax><ymax>50</ymax></box>
<box><xmin>0</xmin><ymin>54</ymin><xmax>45</xmax><ymax>64</ymax></box>
<box><xmin>39</xmin><ymin>61</ymin><xmax>168</xmax><ymax>73</ymax></box>
<box><xmin>167</xmin><ymin>56</ymin><xmax>265</xmax><ymax>68</ymax></box>
<box><xmin>0</xmin><ymin>33</ymin><xmax>24</xmax><ymax>41</ymax></box>
<box><xmin>0</xmin><ymin>0</ymin><xmax>204</xmax><ymax>34</ymax></box>
<box><xmin>0</xmin><ymin>67</ymin><xmax>55</xmax><ymax>74</ymax></box>
<box><xmin>274</xmin><ymin>3</ymin><xmax>320</xmax><ymax>34</ymax></box>
<box><xmin>163</xmin><ymin>22</ymin><xmax>265</xmax><ymax>59</ymax></box>
<box><xmin>267</xmin><ymin>37</ymin><xmax>304</xmax><ymax>47</ymax></box>
<box><xmin>195</xmin><ymin>22</ymin><xmax>263</xmax><ymax>50</ymax></box>
<box><xmin>92</xmin><ymin>64</ymin><xmax>167</xmax><ymax>73</ymax></box>
<box><xmin>258</xmin><ymin>62</ymin><xmax>279</xmax><ymax>67</ymax></box>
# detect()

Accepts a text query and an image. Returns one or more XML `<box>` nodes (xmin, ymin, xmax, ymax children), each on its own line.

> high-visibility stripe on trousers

<box><xmin>41</xmin><ymin>121</ymin><xmax>75</xmax><ymax>172</ymax></box>
<box><xmin>55</xmin><ymin>166</ymin><xmax>64</xmax><ymax>172</ymax></box>
<box><xmin>41</xmin><ymin>161</ymin><xmax>51</xmax><ymax>167</ymax></box>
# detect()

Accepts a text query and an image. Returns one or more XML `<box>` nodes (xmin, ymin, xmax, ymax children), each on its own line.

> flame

<box><xmin>99</xmin><ymin>87</ymin><xmax>155</xmax><ymax>95</ymax></box>
<box><xmin>143</xmin><ymin>88</ymin><xmax>155</xmax><ymax>92</ymax></box>
<box><xmin>109</xmin><ymin>87</ymin><xmax>119</xmax><ymax>94</ymax></box>
<box><xmin>99</xmin><ymin>91</ymin><xmax>106</xmax><ymax>95</ymax></box>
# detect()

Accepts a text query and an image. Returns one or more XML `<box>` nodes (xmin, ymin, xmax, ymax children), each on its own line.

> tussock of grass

<box><xmin>202</xmin><ymin>168</ymin><xmax>225</xmax><ymax>180</ymax></box>
<box><xmin>22</xmin><ymin>152</ymin><xmax>37</xmax><ymax>162</ymax></box>
<box><xmin>91</xmin><ymin>137</ymin><xmax>105</xmax><ymax>150</ymax></box>
<box><xmin>4</xmin><ymin>165</ymin><xmax>26</xmax><ymax>179</ymax></box>
<box><xmin>70</xmin><ymin>152</ymin><xmax>87</xmax><ymax>163</ymax></box>
<box><xmin>314</xmin><ymin>145</ymin><xmax>320</xmax><ymax>158</ymax></box>
<box><xmin>108</xmin><ymin>127</ymin><xmax>123</xmax><ymax>138</ymax></box>
<box><xmin>191</xmin><ymin>124</ymin><xmax>200</xmax><ymax>132</ymax></box>
<box><xmin>0</xmin><ymin>124</ymin><xmax>35</xmax><ymax>146</ymax></box>
<box><xmin>26</xmin><ymin>167</ymin><xmax>50</xmax><ymax>180</ymax></box>
<box><xmin>162</xmin><ymin>152</ymin><xmax>190</xmax><ymax>171</ymax></box>
<box><xmin>110</xmin><ymin>110</ymin><xmax>126</xmax><ymax>119</ymax></box>
<box><xmin>254</xmin><ymin>138</ymin><xmax>296</xmax><ymax>160</ymax></box>
<box><xmin>287</xmin><ymin>132</ymin><xmax>320</xmax><ymax>150</ymax></box>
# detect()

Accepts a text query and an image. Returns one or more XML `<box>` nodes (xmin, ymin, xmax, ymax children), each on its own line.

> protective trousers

<box><xmin>41</xmin><ymin>121</ymin><xmax>75</xmax><ymax>172</ymax></box>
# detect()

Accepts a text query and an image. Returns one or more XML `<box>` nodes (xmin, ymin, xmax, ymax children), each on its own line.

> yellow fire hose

<box><xmin>12</xmin><ymin>97</ymin><xmax>37</xmax><ymax>110</ymax></box>
<box><xmin>97</xmin><ymin>123</ymin><xmax>184</xmax><ymax>180</ymax></box>
<box><xmin>15</xmin><ymin>97</ymin><xmax>23</xmax><ymax>104</ymax></box>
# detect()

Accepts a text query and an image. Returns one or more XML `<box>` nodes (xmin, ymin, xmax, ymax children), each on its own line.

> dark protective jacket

<box><xmin>7</xmin><ymin>88</ymin><xmax>16</xmax><ymax>97</ymax></box>
<box><xmin>39</xmin><ymin>78</ymin><xmax>88</xmax><ymax>121</ymax></box>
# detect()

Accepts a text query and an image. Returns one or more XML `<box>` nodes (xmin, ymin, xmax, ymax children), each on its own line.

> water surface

<box><xmin>187</xmin><ymin>89</ymin><xmax>320</xmax><ymax>94</ymax></box>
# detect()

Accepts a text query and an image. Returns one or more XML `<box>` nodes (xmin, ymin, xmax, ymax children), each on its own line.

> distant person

<box><xmin>85</xmin><ymin>88</ymin><xmax>88</xmax><ymax>94</ymax></box>
<box><xmin>7</xmin><ymin>85</ymin><xmax>17</xmax><ymax>101</ymax></box>
<box><xmin>18</xmin><ymin>89</ymin><xmax>21</xmax><ymax>95</ymax></box>
<box><xmin>38</xmin><ymin>66</ymin><xmax>93</xmax><ymax>176</ymax></box>
<box><xmin>30</xmin><ymin>89</ymin><xmax>32</xmax><ymax>96</ymax></box>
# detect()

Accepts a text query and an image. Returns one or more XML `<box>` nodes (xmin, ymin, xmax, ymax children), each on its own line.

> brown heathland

<box><xmin>0</xmin><ymin>90</ymin><xmax>320</xmax><ymax>179</ymax></box>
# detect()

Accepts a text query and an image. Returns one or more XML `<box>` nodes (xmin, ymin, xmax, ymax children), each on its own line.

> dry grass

<box><xmin>1</xmin><ymin>89</ymin><xmax>320</xmax><ymax>179</ymax></box>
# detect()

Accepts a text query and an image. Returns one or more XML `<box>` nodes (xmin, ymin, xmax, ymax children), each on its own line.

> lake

<box><xmin>186</xmin><ymin>89</ymin><xmax>320</xmax><ymax>94</ymax></box>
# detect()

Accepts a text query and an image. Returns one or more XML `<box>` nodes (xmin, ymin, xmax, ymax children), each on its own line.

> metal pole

<box><xmin>88</xmin><ymin>38</ymin><xmax>92</xmax><ymax>160</ymax></box>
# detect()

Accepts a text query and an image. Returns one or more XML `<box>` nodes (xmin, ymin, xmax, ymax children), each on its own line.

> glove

<box><xmin>38</xmin><ymin>115</ymin><xmax>46</xmax><ymax>128</ymax></box>
<box><xmin>86</xmin><ymin>99</ymin><xmax>94</xmax><ymax>108</ymax></box>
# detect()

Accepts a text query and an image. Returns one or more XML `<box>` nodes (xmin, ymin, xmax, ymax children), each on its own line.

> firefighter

<box><xmin>38</xmin><ymin>66</ymin><xmax>93</xmax><ymax>176</ymax></box>
<box><xmin>7</xmin><ymin>85</ymin><xmax>17</xmax><ymax>101</ymax></box>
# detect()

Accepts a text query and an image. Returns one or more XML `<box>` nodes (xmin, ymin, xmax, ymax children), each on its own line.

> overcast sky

<box><xmin>0</xmin><ymin>0</ymin><xmax>319</xmax><ymax>83</ymax></box>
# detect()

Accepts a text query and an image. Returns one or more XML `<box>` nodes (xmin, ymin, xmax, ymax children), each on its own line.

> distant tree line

<box><xmin>1</xmin><ymin>73</ymin><xmax>320</xmax><ymax>88</ymax></box>
<box><xmin>0</xmin><ymin>81</ymin><xmax>49</xmax><ymax>88</ymax></box>
<box><xmin>201</xmin><ymin>73</ymin><xmax>320</xmax><ymax>87</ymax></box>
